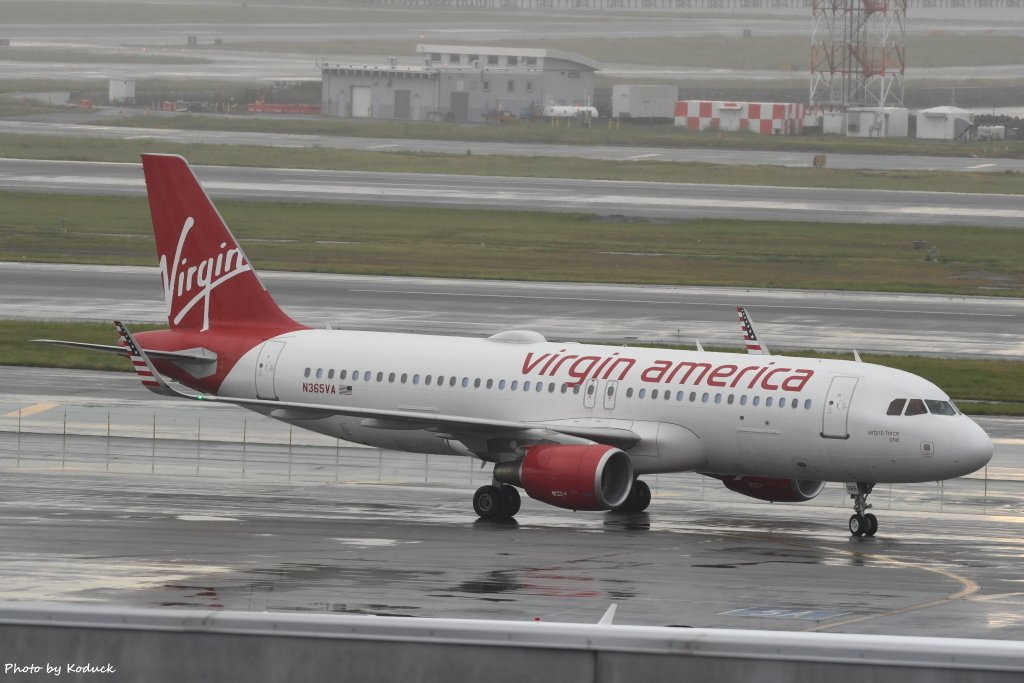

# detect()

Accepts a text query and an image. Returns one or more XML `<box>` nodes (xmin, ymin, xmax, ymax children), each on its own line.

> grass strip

<box><xmin>3</xmin><ymin>192</ymin><xmax>1023</xmax><ymax>296</ymax></box>
<box><xmin>1</xmin><ymin>132</ymin><xmax>1022</xmax><ymax>196</ymax></box>
<box><xmin>3</xmin><ymin>321</ymin><xmax>1021</xmax><ymax>414</ymax></box>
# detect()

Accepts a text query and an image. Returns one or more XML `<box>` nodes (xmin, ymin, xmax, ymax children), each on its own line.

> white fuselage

<box><xmin>218</xmin><ymin>329</ymin><xmax>993</xmax><ymax>484</ymax></box>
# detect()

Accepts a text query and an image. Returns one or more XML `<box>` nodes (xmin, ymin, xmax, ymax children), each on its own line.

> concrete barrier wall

<box><xmin>3</xmin><ymin>602</ymin><xmax>1024</xmax><ymax>683</ymax></box>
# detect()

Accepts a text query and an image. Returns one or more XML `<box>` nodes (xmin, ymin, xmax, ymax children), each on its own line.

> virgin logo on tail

<box><xmin>158</xmin><ymin>216</ymin><xmax>251</xmax><ymax>331</ymax></box>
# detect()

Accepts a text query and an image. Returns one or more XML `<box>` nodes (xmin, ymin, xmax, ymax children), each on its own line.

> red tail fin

<box><xmin>142</xmin><ymin>154</ymin><xmax>299</xmax><ymax>333</ymax></box>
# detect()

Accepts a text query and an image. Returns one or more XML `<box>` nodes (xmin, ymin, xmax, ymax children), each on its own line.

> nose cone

<box><xmin>950</xmin><ymin>422</ymin><xmax>994</xmax><ymax>476</ymax></box>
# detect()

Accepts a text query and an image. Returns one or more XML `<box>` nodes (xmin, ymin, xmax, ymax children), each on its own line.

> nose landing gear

<box><xmin>846</xmin><ymin>482</ymin><xmax>878</xmax><ymax>537</ymax></box>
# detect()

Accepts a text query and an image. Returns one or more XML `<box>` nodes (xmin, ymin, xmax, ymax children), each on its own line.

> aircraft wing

<box><xmin>113</xmin><ymin>322</ymin><xmax>640</xmax><ymax>450</ymax></box>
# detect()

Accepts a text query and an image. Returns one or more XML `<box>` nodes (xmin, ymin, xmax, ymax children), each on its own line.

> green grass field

<box><xmin>2</xmin><ymin>191</ymin><xmax>1022</xmax><ymax>296</ymax></box>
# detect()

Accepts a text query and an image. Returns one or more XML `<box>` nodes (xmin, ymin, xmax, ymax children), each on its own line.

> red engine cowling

<box><xmin>719</xmin><ymin>476</ymin><xmax>825</xmax><ymax>503</ymax></box>
<box><xmin>493</xmin><ymin>444</ymin><xmax>634</xmax><ymax>511</ymax></box>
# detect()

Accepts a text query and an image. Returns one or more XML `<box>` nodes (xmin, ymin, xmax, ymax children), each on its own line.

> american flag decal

<box><xmin>737</xmin><ymin>307</ymin><xmax>770</xmax><ymax>356</ymax></box>
<box><xmin>114</xmin><ymin>321</ymin><xmax>174</xmax><ymax>395</ymax></box>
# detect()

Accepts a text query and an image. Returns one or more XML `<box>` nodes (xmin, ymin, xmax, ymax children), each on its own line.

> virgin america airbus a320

<box><xmin>39</xmin><ymin>154</ymin><xmax>993</xmax><ymax>537</ymax></box>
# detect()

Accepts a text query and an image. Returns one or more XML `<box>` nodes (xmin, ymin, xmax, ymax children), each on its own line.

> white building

<box><xmin>612</xmin><ymin>85</ymin><xmax>677</xmax><ymax>119</ymax></box>
<box><xmin>845</xmin><ymin>107</ymin><xmax>909</xmax><ymax>138</ymax></box>
<box><xmin>916</xmin><ymin>106</ymin><xmax>975</xmax><ymax>140</ymax></box>
<box><xmin>321</xmin><ymin>45</ymin><xmax>598</xmax><ymax>123</ymax></box>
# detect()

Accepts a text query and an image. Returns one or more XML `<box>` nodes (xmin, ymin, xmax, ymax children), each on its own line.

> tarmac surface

<box><xmin>3</xmin><ymin>158</ymin><xmax>1024</xmax><ymax>227</ymax></box>
<box><xmin>4</xmin><ymin>117</ymin><xmax>1024</xmax><ymax>174</ymax></box>
<box><xmin>3</xmin><ymin>263</ymin><xmax>1022</xmax><ymax>358</ymax></box>
<box><xmin>2</xmin><ymin>365</ymin><xmax>1024</xmax><ymax>637</ymax></box>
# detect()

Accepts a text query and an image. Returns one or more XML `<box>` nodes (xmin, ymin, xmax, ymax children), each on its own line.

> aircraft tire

<box><xmin>864</xmin><ymin>513</ymin><xmax>878</xmax><ymax>537</ymax></box>
<box><xmin>849</xmin><ymin>514</ymin><xmax>866</xmax><ymax>537</ymax></box>
<box><xmin>474</xmin><ymin>485</ymin><xmax>506</xmax><ymax>519</ymax></box>
<box><xmin>501</xmin><ymin>485</ymin><xmax>521</xmax><ymax>517</ymax></box>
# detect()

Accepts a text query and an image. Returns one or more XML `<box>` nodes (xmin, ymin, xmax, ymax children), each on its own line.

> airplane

<box><xmin>37</xmin><ymin>154</ymin><xmax>994</xmax><ymax>537</ymax></box>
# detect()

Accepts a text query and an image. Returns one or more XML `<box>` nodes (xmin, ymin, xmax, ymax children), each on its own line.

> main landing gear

<box><xmin>846</xmin><ymin>482</ymin><xmax>878</xmax><ymax>537</ymax></box>
<box><xmin>613</xmin><ymin>479</ymin><xmax>651</xmax><ymax>514</ymax></box>
<box><xmin>473</xmin><ymin>484</ymin><xmax>521</xmax><ymax>520</ymax></box>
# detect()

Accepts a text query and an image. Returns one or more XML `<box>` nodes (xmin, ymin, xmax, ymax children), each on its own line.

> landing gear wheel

<box><xmin>633</xmin><ymin>480</ymin><xmax>651</xmax><ymax>512</ymax></box>
<box><xmin>473</xmin><ymin>485</ymin><xmax>505</xmax><ymax>519</ymax></box>
<box><xmin>614</xmin><ymin>479</ymin><xmax>651</xmax><ymax>513</ymax></box>
<box><xmin>500</xmin><ymin>484</ymin><xmax>521</xmax><ymax>517</ymax></box>
<box><xmin>845</xmin><ymin>482</ymin><xmax>877</xmax><ymax>538</ymax></box>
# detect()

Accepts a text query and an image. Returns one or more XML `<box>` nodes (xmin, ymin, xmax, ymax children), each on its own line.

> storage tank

<box><xmin>543</xmin><ymin>105</ymin><xmax>598</xmax><ymax>118</ymax></box>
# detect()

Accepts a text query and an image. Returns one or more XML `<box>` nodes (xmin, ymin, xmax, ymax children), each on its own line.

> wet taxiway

<box><xmin>3</xmin><ymin>366</ymin><xmax>1024</xmax><ymax>637</ymax></box>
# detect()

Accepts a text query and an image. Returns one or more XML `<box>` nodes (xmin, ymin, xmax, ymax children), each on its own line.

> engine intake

<box><xmin>718</xmin><ymin>476</ymin><xmax>825</xmax><ymax>503</ymax></box>
<box><xmin>494</xmin><ymin>444</ymin><xmax>634</xmax><ymax>511</ymax></box>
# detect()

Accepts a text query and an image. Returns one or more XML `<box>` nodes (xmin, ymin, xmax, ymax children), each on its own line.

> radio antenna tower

<box><xmin>810</xmin><ymin>0</ymin><xmax>906</xmax><ymax>108</ymax></box>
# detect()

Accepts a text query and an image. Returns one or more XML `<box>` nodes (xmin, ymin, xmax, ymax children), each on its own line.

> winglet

<box><xmin>598</xmin><ymin>603</ymin><xmax>617</xmax><ymax>625</ymax></box>
<box><xmin>114</xmin><ymin>321</ymin><xmax>194</xmax><ymax>399</ymax></box>
<box><xmin>737</xmin><ymin>306</ymin><xmax>770</xmax><ymax>356</ymax></box>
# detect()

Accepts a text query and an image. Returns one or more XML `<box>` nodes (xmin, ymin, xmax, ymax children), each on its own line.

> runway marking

<box><xmin>626</xmin><ymin>153</ymin><xmax>662</xmax><ymax>160</ymax></box>
<box><xmin>3</xmin><ymin>402</ymin><xmax>60</xmax><ymax>419</ymax></box>
<box><xmin>364</xmin><ymin>144</ymin><xmax>399</xmax><ymax>150</ymax></box>
<box><xmin>801</xmin><ymin>546</ymin><xmax>979</xmax><ymax>633</ymax></box>
<box><xmin>966</xmin><ymin>163</ymin><xmax>997</xmax><ymax>170</ymax></box>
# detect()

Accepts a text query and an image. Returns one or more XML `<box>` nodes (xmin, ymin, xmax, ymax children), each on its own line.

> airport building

<box><xmin>320</xmin><ymin>44</ymin><xmax>598</xmax><ymax>122</ymax></box>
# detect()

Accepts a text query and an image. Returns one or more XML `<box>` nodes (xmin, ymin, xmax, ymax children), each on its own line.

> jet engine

<box><xmin>717</xmin><ymin>476</ymin><xmax>826</xmax><ymax>503</ymax></box>
<box><xmin>493</xmin><ymin>444</ymin><xmax>633</xmax><ymax>511</ymax></box>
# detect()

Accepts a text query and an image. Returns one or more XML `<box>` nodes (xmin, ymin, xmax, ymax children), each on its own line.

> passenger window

<box><xmin>926</xmin><ymin>400</ymin><xmax>957</xmax><ymax>416</ymax></box>
<box><xmin>474</xmin><ymin>378</ymin><xmax>481</xmax><ymax>388</ymax></box>
<box><xmin>499</xmin><ymin>379</ymin><xmax>506</xmax><ymax>390</ymax></box>
<box><xmin>792</xmin><ymin>398</ymin><xmax>798</xmax><ymax>408</ymax></box>
<box><xmin>524</xmin><ymin>381</ymin><xmax>531</xmax><ymax>391</ymax></box>
<box><xmin>547</xmin><ymin>383</ymin><xmax>555</xmax><ymax>393</ymax></box>
<box><xmin>413</xmin><ymin>374</ymin><xmax>420</xmax><ymax>385</ymax></box>
<box><xmin>328</xmin><ymin>369</ymin><xmax>335</xmax><ymax>380</ymax></box>
<box><xmin>388</xmin><ymin>373</ymin><xmax>396</xmax><ymax>383</ymax></box>
<box><xmin>753</xmin><ymin>396</ymin><xmax>760</xmax><ymax>407</ymax></box>
<box><xmin>905</xmin><ymin>399</ymin><xmax>928</xmax><ymax>416</ymax></box>
<box><xmin>690</xmin><ymin>392</ymin><xmax>697</xmax><ymax>402</ymax></box>
<box><xmin>573</xmin><ymin>385</ymin><xmax>581</xmax><ymax>395</ymax></box>
<box><xmin>639</xmin><ymin>388</ymin><xmax>647</xmax><ymax>399</ymax></box>
<box><xmin>780</xmin><ymin>399</ymin><xmax>786</xmax><ymax>409</ymax></box>
<box><xmin>462</xmin><ymin>377</ymin><xmax>469</xmax><ymax>388</ymax></box>
<box><xmin>449</xmin><ymin>376</ymin><xmax>457</xmax><ymax>387</ymax></box>
<box><xmin>740</xmin><ymin>395</ymin><xmax>747</xmax><ymax>406</ymax></box>
<box><xmin>702</xmin><ymin>392</ymin><xmax>709</xmax><ymax>403</ymax></box>
<box><xmin>626</xmin><ymin>388</ymin><xmax>634</xmax><ymax>398</ymax></box>
<box><xmin>536</xmin><ymin>383</ymin><xmax>544</xmax><ymax>393</ymax></box>
<box><xmin>587</xmin><ymin>384</ymin><xmax>596</xmax><ymax>396</ymax></box>
<box><xmin>560</xmin><ymin>383</ymin><xmax>568</xmax><ymax>394</ymax></box>
<box><xmin>715</xmin><ymin>393</ymin><xmax>722</xmax><ymax>404</ymax></box>
<box><xmin>510</xmin><ymin>380</ymin><xmax>518</xmax><ymax>391</ymax></box>
<box><xmin>425</xmin><ymin>375</ymin><xmax>432</xmax><ymax>385</ymax></box>
<box><xmin>652</xmin><ymin>389</ymin><xmax>659</xmax><ymax>400</ymax></box>
<box><xmin>304</xmin><ymin>368</ymin><xmax>311</xmax><ymax>378</ymax></box>
<box><xmin>316</xmin><ymin>368</ymin><xmax>323</xmax><ymax>379</ymax></box>
<box><xmin>487</xmin><ymin>379</ymin><xmax>494</xmax><ymax>389</ymax></box>
<box><xmin>363</xmin><ymin>371</ymin><xmax>370</xmax><ymax>381</ymax></box>
<box><xmin>677</xmin><ymin>391</ymin><xmax>684</xmax><ymax>401</ymax></box>
<box><xmin>766</xmin><ymin>397</ymin><xmax>774</xmax><ymax>407</ymax></box>
<box><xmin>377</xmin><ymin>372</ymin><xmax>384</xmax><ymax>382</ymax></box>
<box><xmin>401</xmin><ymin>373</ymin><xmax>408</xmax><ymax>384</ymax></box>
<box><xmin>886</xmin><ymin>399</ymin><xmax>906</xmax><ymax>416</ymax></box>
<box><xmin>804</xmin><ymin>399</ymin><xmax>812</xmax><ymax>409</ymax></box>
<box><xmin>727</xmin><ymin>394</ymin><xmax>734</xmax><ymax>405</ymax></box>
<box><xmin>664</xmin><ymin>391</ymin><xmax>670</xmax><ymax>401</ymax></box>
<box><xmin>340</xmin><ymin>370</ymin><xmax>347</xmax><ymax>380</ymax></box>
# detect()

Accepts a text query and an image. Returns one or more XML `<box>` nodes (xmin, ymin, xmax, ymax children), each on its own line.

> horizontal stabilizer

<box><xmin>32</xmin><ymin>339</ymin><xmax>217</xmax><ymax>364</ymax></box>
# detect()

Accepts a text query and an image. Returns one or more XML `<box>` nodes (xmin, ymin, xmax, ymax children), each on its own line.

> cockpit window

<box><xmin>904</xmin><ymin>399</ymin><xmax>928</xmax><ymax>416</ymax></box>
<box><xmin>886</xmin><ymin>399</ymin><xmax>906</xmax><ymax>416</ymax></box>
<box><xmin>925</xmin><ymin>400</ymin><xmax>957</xmax><ymax>416</ymax></box>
